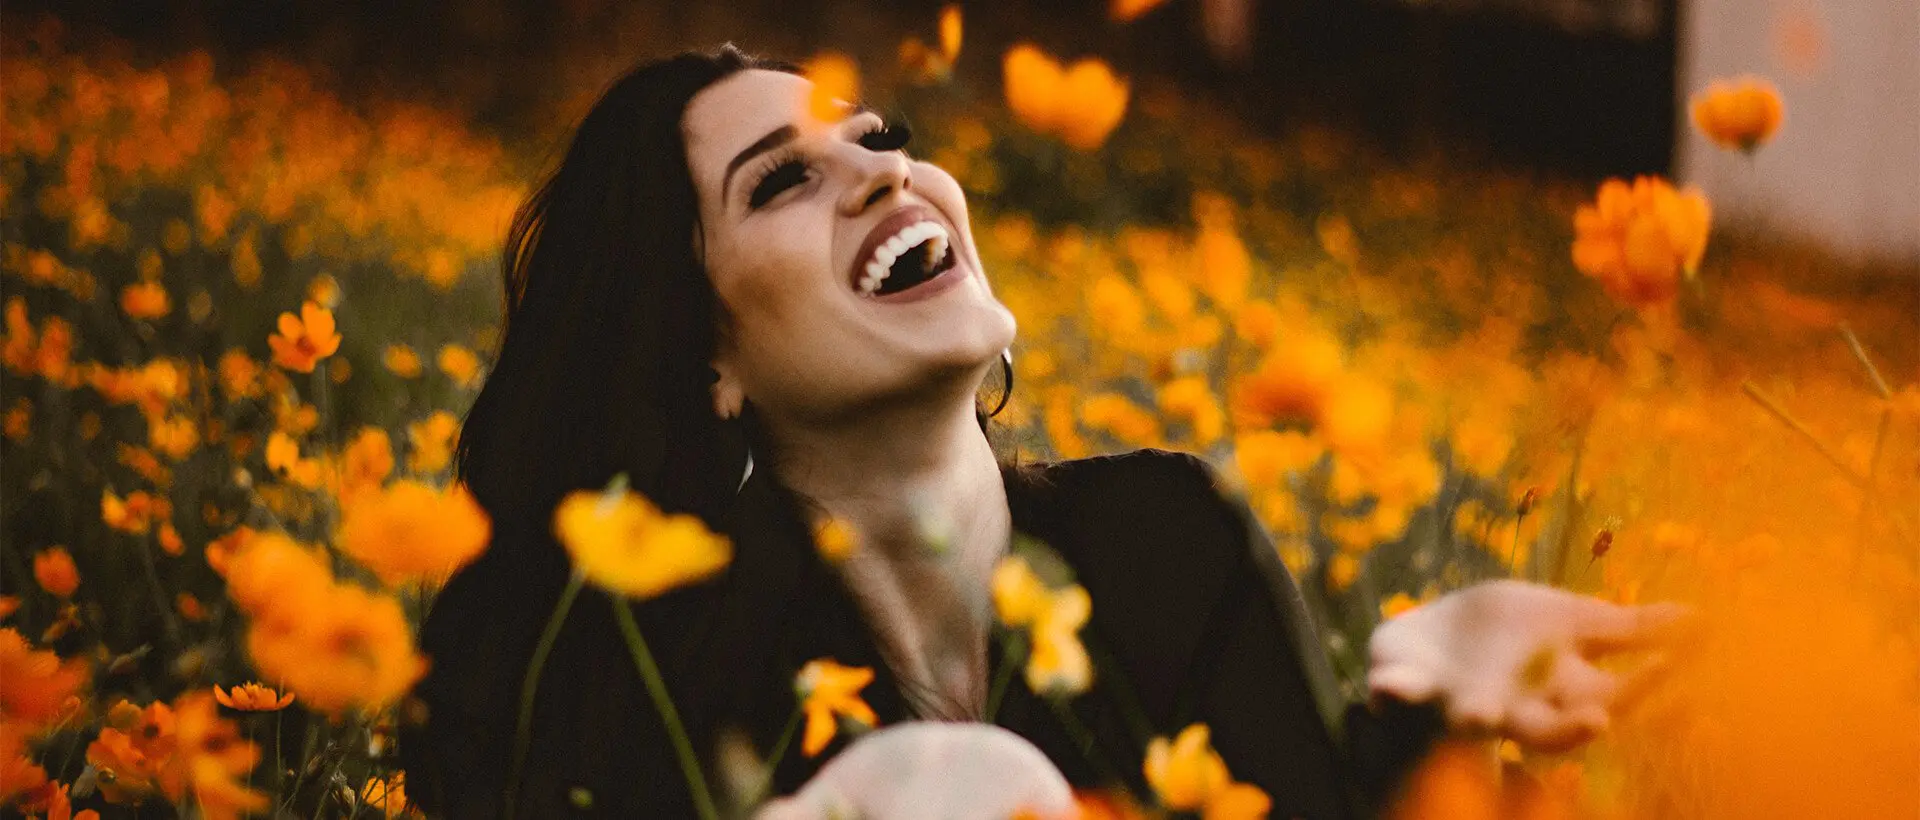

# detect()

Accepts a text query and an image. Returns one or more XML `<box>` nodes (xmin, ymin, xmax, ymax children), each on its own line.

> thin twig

<box><xmin>1739</xmin><ymin>381</ymin><xmax>1866</xmax><ymax>488</ymax></box>
<box><xmin>1839</xmin><ymin>323</ymin><xmax>1893</xmax><ymax>399</ymax></box>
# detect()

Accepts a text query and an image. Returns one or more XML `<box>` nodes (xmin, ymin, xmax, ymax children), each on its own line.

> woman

<box><xmin>401</xmin><ymin>45</ymin><xmax>1675</xmax><ymax>818</ymax></box>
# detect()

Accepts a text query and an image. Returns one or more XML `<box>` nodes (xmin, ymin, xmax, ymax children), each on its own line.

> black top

<box><xmin>403</xmin><ymin>448</ymin><xmax>1444</xmax><ymax>818</ymax></box>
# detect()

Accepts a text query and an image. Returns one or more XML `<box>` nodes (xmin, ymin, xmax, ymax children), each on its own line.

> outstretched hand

<box><xmin>755</xmin><ymin>722</ymin><xmax>1076</xmax><ymax>820</ymax></box>
<box><xmin>1367</xmin><ymin>580</ymin><xmax>1686</xmax><ymax>752</ymax></box>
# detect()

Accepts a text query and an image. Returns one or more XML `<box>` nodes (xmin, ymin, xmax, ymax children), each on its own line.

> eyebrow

<box><xmin>720</xmin><ymin>101</ymin><xmax>879</xmax><ymax>203</ymax></box>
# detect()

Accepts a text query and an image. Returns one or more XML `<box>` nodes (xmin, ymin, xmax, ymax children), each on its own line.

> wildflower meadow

<box><xmin>3</xmin><ymin>4</ymin><xmax>1917</xmax><ymax>818</ymax></box>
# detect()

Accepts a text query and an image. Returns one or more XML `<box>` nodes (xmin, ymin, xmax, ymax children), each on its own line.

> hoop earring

<box><xmin>987</xmin><ymin>347</ymin><xmax>1014</xmax><ymax>418</ymax></box>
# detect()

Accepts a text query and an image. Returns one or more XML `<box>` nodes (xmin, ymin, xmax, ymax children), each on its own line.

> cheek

<box><xmin>711</xmin><ymin>219</ymin><xmax>839</xmax><ymax>346</ymax></box>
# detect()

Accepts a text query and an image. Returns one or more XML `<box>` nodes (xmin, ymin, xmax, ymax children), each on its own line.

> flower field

<box><xmin>3</xmin><ymin>8</ymin><xmax>1917</xmax><ymax>819</ymax></box>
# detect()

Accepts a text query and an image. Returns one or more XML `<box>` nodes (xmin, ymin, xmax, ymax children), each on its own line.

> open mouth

<box><xmin>852</xmin><ymin>209</ymin><xmax>961</xmax><ymax>298</ymax></box>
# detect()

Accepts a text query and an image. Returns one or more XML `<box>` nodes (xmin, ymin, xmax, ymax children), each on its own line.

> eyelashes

<box><xmin>746</xmin><ymin>118</ymin><xmax>913</xmax><ymax>210</ymax></box>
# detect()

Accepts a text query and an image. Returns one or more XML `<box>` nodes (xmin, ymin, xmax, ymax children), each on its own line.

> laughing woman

<box><xmin>400</xmin><ymin>45</ymin><xmax>1676</xmax><ymax>819</ymax></box>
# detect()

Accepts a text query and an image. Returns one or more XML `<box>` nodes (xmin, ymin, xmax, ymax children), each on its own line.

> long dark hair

<box><xmin>456</xmin><ymin>44</ymin><xmax>785</xmax><ymax>542</ymax></box>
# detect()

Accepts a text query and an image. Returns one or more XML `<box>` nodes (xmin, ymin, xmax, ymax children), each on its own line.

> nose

<box><xmin>838</xmin><ymin>146</ymin><xmax>912</xmax><ymax>216</ymax></box>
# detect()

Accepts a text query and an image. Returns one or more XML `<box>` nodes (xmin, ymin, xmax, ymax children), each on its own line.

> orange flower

<box><xmin>212</xmin><ymin>682</ymin><xmax>294</xmax><ymax>711</ymax></box>
<box><xmin>1111</xmin><ymin>0</ymin><xmax>1171</xmax><ymax>22</ymax></box>
<box><xmin>1691</xmin><ymin>76</ymin><xmax>1784</xmax><ymax>153</ymax></box>
<box><xmin>1</xmin><ymin>724</ymin><xmax>49</xmax><ymax>802</ymax></box>
<box><xmin>383</xmin><ymin>344</ymin><xmax>423</xmax><ymax>378</ymax></box>
<box><xmin>1003</xmin><ymin>44</ymin><xmax>1129</xmax><ymax>150</ymax></box>
<box><xmin>340</xmin><ymin>426</ymin><xmax>395</xmax><ymax>501</ymax></box>
<box><xmin>406</xmin><ymin>410</ymin><xmax>460</xmax><ymax>473</ymax></box>
<box><xmin>812</xmin><ymin>516</ymin><xmax>859</xmax><ymax>563</ymax></box>
<box><xmin>216</xmin><ymin>349</ymin><xmax>262</xmax><ymax>398</ymax></box>
<box><xmin>33</xmin><ymin>548</ymin><xmax>78</xmax><ymax>598</ymax></box>
<box><xmin>267</xmin><ymin>301</ymin><xmax>341</xmax><ymax>373</ymax></box>
<box><xmin>221</xmin><ymin>531</ymin><xmax>333</xmax><ymax>616</ymax></box>
<box><xmin>246</xmin><ymin>583</ymin><xmax>427</xmax><ymax>715</ymax></box>
<box><xmin>264</xmin><ymin>431</ymin><xmax>324</xmax><ymax>489</ymax></box>
<box><xmin>1143</xmin><ymin>724</ymin><xmax>1270</xmax><ymax>817</ymax></box>
<box><xmin>362</xmin><ymin>771</ymin><xmax>419</xmax><ymax>817</ymax></box>
<box><xmin>1230</xmin><ymin>332</ymin><xmax>1345</xmax><ymax>428</ymax></box>
<box><xmin>1025</xmin><ymin>584</ymin><xmax>1093</xmax><ymax>697</ymax></box>
<box><xmin>553</xmin><ymin>480</ymin><xmax>732</xmax><ymax>599</ymax></box>
<box><xmin>1571</xmin><ymin>176</ymin><xmax>1711</xmax><ymax>309</ymax></box>
<box><xmin>119</xmin><ymin>281</ymin><xmax>172</xmax><ymax>319</ymax></box>
<box><xmin>339</xmin><ymin>480</ymin><xmax>491</xmax><ymax>586</ymax></box>
<box><xmin>801</xmin><ymin>52</ymin><xmax>861</xmax><ymax>124</ymax></box>
<box><xmin>0</xmin><ymin>628</ymin><xmax>89</xmax><ymax>729</ymax></box>
<box><xmin>164</xmin><ymin>691</ymin><xmax>268</xmax><ymax>818</ymax></box>
<box><xmin>86</xmin><ymin>700</ymin><xmax>175</xmax><ymax>804</ymax></box>
<box><xmin>795</xmin><ymin>658</ymin><xmax>878</xmax><ymax>756</ymax></box>
<box><xmin>436</xmin><ymin>343</ymin><xmax>481</xmax><ymax>388</ymax></box>
<box><xmin>1386</xmin><ymin>742</ymin><xmax>1499</xmax><ymax>820</ymax></box>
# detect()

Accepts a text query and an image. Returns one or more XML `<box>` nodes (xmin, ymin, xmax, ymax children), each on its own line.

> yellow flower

<box><xmin>795</xmin><ymin>659</ymin><xmax>878</xmax><ymax>756</ymax></box>
<box><xmin>1144</xmin><ymin>724</ymin><xmax>1226</xmax><ymax>810</ymax></box>
<box><xmin>436</xmin><ymin>343</ymin><xmax>481</xmax><ymax>388</ymax></box>
<box><xmin>992</xmin><ymin>555</ymin><xmax>1050</xmax><ymax>628</ymax></box>
<box><xmin>1232</xmin><ymin>430</ymin><xmax>1323</xmax><ymax>489</ymax></box>
<box><xmin>1691</xmin><ymin>76</ymin><xmax>1784</xmax><ymax>153</ymax></box>
<box><xmin>361</xmin><ymin>771</ymin><xmax>419</xmax><ymax>817</ymax></box>
<box><xmin>383</xmin><ymin>344</ymin><xmax>423</xmax><ymax>378</ymax></box>
<box><xmin>1156</xmin><ymin>377</ymin><xmax>1226</xmax><ymax>445</ymax></box>
<box><xmin>1230</xmin><ymin>332</ymin><xmax>1344</xmax><ymax>428</ymax></box>
<box><xmin>1112</xmin><ymin>0</ymin><xmax>1172</xmax><ymax>21</ymax></box>
<box><xmin>1026</xmin><ymin>584</ymin><xmax>1093</xmax><ymax>696</ymax></box>
<box><xmin>267</xmin><ymin>301</ymin><xmax>341</xmax><ymax>373</ymax></box>
<box><xmin>1571</xmin><ymin>176</ymin><xmax>1711</xmax><ymax>308</ymax></box>
<box><xmin>264</xmin><ymin>431</ymin><xmax>324</xmax><ymax>489</ymax></box>
<box><xmin>340</xmin><ymin>480</ymin><xmax>491</xmax><ymax>587</ymax></box>
<box><xmin>553</xmin><ymin>481</ymin><xmax>732</xmax><ymax>599</ymax></box>
<box><xmin>119</xmin><ymin>281</ymin><xmax>171</xmax><ymax>319</ymax></box>
<box><xmin>212</xmin><ymin>682</ymin><xmax>294</xmax><ymax>711</ymax></box>
<box><xmin>247</xmin><ymin>583</ymin><xmax>427</xmax><ymax>715</ymax></box>
<box><xmin>939</xmin><ymin>4</ymin><xmax>963</xmax><ymax>60</ymax></box>
<box><xmin>216</xmin><ymin>349</ymin><xmax>261</xmax><ymax>398</ymax></box>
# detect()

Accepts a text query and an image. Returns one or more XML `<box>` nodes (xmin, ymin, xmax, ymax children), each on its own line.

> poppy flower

<box><xmin>1003</xmin><ymin>44</ymin><xmax>1129</xmax><ymax>150</ymax></box>
<box><xmin>1571</xmin><ymin>176</ymin><xmax>1711</xmax><ymax>309</ymax></box>
<box><xmin>1143</xmin><ymin>724</ymin><xmax>1270</xmax><ymax>817</ymax></box>
<box><xmin>119</xmin><ymin>281</ymin><xmax>171</xmax><ymax>319</ymax></box>
<box><xmin>33</xmin><ymin>548</ymin><xmax>78</xmax><ymax>598</ymax></box>
<box><xmin>339</xmin><ymin>479</ymin><xmax>491</xmax><ymax>587</ymax></box>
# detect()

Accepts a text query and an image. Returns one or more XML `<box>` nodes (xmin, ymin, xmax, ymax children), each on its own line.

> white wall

<box><xmin>1677</xmin><ymin>0</ymin><xmax>1920</xmax><ymax>266</ymax></box>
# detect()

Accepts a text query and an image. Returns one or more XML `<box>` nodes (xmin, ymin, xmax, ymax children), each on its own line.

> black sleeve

<box><xmin>1175</xmin><ymin>451</ymin><xmax>1447</xmax><ymax>818</ymax></box>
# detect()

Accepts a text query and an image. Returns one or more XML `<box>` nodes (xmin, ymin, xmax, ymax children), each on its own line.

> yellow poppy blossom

<box><xmin>1690</xmin><ymin>76</ymin><xmax>1784</xmax><ymax>153</ymax></box>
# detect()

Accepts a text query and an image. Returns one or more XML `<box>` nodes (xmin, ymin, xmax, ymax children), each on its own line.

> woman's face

<box><xmin>684</xmin><ymin>69</ymin><xmax>1016</xmax><ymax>425</ymax></box>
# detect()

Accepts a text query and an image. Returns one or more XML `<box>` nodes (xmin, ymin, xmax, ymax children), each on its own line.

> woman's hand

<box><xmin>754</xmin><ymin>722</ymin><xmax>1076</xmax><ymax>820</ymax></box>
<box><xmin>1367</xmin><ymin>580</ymin><xmax>1685</xmax><ymax>753</ymax></box>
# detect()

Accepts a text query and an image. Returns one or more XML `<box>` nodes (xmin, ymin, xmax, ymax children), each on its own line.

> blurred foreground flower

<box><xmin>1003</xmin><ymin>44</ymin><xmax>1129</xmax><ymax>150</ymax></box>
<box><xmin>1691</xmin><ymin>76</ymin><xmax>1784</xmax><ymax>154</ymax></box>
<box><xmin>1571</xmin><ymin>176</ymin><xmax>1711</xmax><ymax>308</ymax></box>
<box><xmin>795</xmin><ymin>658</ymin><xmax>878</xmax><ymax>756</ymax></box>
<box><xmin>992</xmin><ymin>555</ymin><xmax>1094</xmax><ymax>696</ymax></box>
<box><xmin>1143</xmin><ymin>723</ymin><xmax>1271</xmax><ymax>818</ymax></box>
<box><xmin>267</xmin><ymin>301</ymin><xmax>341</xmax><ymax>373</ymax></box>
<box><xmin>339</xmin><ymin>479</ymin><xmax>491</xmax><ymax>586</ymax></box>
<box><xmin>553</xmin><ymin>479</ymin><xmax>731</xmax><ymax>599</ymax></box>
<box><xmin>32</xmin><ymin>548</ymin><xmax>78</xmax><ymax>598</ymax></box>
<box><xmin>0</xmin><ymin>628</ymin><xmax>89</xmax><ymax>729</ymax></box>
<box><xmin>802</xmin><ymin>52</ymin><xmax>860</xmax><ymax>124</ymax></box>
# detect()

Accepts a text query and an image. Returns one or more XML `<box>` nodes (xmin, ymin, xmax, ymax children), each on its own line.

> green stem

<box><xmin>744</xmin><ymin>707</ymin><xmax>804</xmax><ymax>809</ymax></box>
<box><xmin>983</xmin><ymin>631</ymin><xmax>1026</xmax><ymax>723</ymax></box>
<box><xmin>611</xmin><ymin>596</ymin><xmax>720</xmax><ymax>820</ymax></box>
<box><xmin>1044</xmin><ymin>695</ymin><xmax>1127</xmax><ymax>791</ymax></box>
<box><xmin>502</xmin><ymin>573</ymin><xmax>585</xmax><ymax>819</ymax></box>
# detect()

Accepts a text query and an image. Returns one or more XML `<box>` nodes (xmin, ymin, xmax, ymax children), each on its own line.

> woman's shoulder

<box><xmin>1007</xmin><ymin>447</ymin><xmax>1251</xmax><ymax>563</ymax></box>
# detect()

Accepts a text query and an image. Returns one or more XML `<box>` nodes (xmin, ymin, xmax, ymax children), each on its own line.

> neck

<box><xmin>759</xmin><ymin>379</ymin><xmax>1009</xmax><ymax>719</ymax></box>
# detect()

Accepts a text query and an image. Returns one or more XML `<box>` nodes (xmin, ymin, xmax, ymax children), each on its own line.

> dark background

<box><xmin>18</xmin><ymin>0</ymin><xmax>1678</xmax><ymax>177</ymax></box>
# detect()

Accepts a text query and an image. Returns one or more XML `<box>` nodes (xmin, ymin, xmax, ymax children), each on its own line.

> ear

<box><xmin>709</xmin><ymin>356</ymin><xmax>745</xmax><ymax>421</ymax></box>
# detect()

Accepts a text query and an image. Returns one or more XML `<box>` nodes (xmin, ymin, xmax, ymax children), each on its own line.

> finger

<box><xmin>1574</xmin><ymin>601</ymin><xmax>1690</xmax><ymax>657</ymax></box>
<box><xmin>1447</xmin><ymin>671</ymin><xmax>1517</xmax><ymax>733</ymax></box>
<box><xmin>1506</xmin><ymin>696</ymin><xmax>1606</xmax><ymax>754</ymax></box>
<box><xmin>1545</xmin><ymin>655</ymin><xmax>1619</xmax><ymax>711</ymax></box>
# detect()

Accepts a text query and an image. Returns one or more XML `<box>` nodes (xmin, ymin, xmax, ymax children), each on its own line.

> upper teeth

<box><xmin>859</xmin><ymin>220</ymin><xmax>951</xmax><ymax>296</ymax></box>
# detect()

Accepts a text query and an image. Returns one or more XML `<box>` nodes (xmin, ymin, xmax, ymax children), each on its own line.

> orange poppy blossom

<box><xmin>1143</xmin><ymin>723</ymin><xmax>1271</xmax><ymax>819</ymax></box>
<box><xmin>794</xmin><ymin>658</ymin><xmax>880</xmax><ymax>756</ymax></box>
<box><xmin>212</xmin><ymin>682</ymin><xmax>294</xmax><ymax>711</ymax></box>
<box><xmin>33</xmin><ymin>547</ymin><xmax>79</xmax><ymax>598</ymax></box>
<box><xmin>165</xmin><ymin>691</ymin><xmax>269</xmax><ymax>819</ymax></box>
<box><xmin>338</xmin><ymin>479</ymin><xmax>492</xmax><ymax>587</ymax></box>
<box><xmin>86</xmin><ymin>700</ymin><xmax>176</xmax><ymax>804</ymax></box>
<box><xmin>263</xmin><ymin>430</ymin><xmax>324</xmax><ymax>489</ymax></box>
<box><xmin>552</xmin><ymin>481</ymin><xmax>731</xmax><ymax>599</ymax></box>
<box><xmin>245</xmin><ymin>582</ymin><xmax>427</xmax><ymax>715</ymax></box>
<box><xmin>1690</xmin><ymin>76</ymin><xmax>1784</xmax><ymax>154</ymax></box>
<box><xmin>1570</xmin><ymin>175</ymin><xmax>1711</xmax><ymax>309</ymax></box>
<box><xmin>801</xmin><ymin>51</ymin><xmax>861</xmax><ymax>125</ymax></box>
<box><xmin>267</xmin><ymin>300</ymin><xmax>341</xmax><ymax>373</ymax></box>
<box><xmin>339</xmin><ymin>426</ymin><xmax>396</xmax><ymax>502</ymax></box>
<box><xmin>1</xmin><ymin>724</ymin><xmax>50</xmax><ymax>803</ymax></box>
